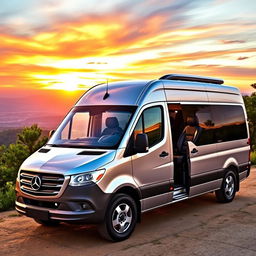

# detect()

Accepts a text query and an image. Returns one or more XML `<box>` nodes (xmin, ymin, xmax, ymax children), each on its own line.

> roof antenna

<box><xmin>103</xmin><ymin>78</ymin><xmax>109</xmax><ymax>100</ymax></box>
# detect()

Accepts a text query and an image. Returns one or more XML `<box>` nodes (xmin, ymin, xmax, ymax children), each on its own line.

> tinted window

<box><xmin>144</xmin><ymin>107</ymin><xmax>163</xmax><ymax>147</ymax></box>
<box><xmin>133</xmin><ymin>106</ymin><xmax>163</xmax><ymax>148</ymax></box>
<box><xmin>211</xmin><ymin>105</ymin><xmax>247</xmax><ymax>142</ymax></box>
<box><xmin>182</xmin><ymin>105</ymin><xmax>215</xmax><ymax>146</ymax></box>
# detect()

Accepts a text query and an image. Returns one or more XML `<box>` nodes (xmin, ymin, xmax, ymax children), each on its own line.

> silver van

<box><xmin>15</xmin><ymin>74</ymin><xmax>251</xmax><ymax>241</ymax></box>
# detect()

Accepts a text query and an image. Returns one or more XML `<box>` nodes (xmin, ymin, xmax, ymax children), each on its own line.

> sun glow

<box><xmin>0</xmin><ymin>1</ymin><xmax>255</xmax><ymax>94</ymax></box>
<box><xmin>32</xmin><ymin>73</ymin><xmax>97</xmax><ymax>91</ymax></box>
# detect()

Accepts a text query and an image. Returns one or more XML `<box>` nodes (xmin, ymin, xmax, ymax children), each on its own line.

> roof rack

<box><xmin>159</xmin><ymin>74</ymin><xmax>224</xmax><ymax>85</ymax></box>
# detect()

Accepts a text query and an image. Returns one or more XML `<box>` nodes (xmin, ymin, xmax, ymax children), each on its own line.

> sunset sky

<box><xmin>0</xmin><ymin>0</ymin><xmax>256</xmax><ymax>98</ymax></box>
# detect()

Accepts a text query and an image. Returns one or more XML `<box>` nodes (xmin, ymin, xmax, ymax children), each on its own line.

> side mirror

<box><xmin>135</xmin><ymin>133</ymin><xmax>149</xmax><ymax>153</ymax></box>
<box><xmin>48</xmin><ymin>130</ymin><xmax>55</xmax><ymax>138</ymax></box>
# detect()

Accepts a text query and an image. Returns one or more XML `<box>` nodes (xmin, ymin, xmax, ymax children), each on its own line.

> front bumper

<box><xmin>15</xmin><ymin>182</ymin><xmax>111</xmax><ymax>224</ymax></box>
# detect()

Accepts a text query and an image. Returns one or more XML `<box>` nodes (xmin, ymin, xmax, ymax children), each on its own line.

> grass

<box><xmin>251</xmin><ymin>151</ymin><xmax>256</xmax><ymax>165</ymax></box>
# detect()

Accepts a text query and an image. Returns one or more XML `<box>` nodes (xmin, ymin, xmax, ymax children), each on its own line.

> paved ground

<box><xmin>1</xmin><ymin>168</ymin><xmax>255</xmax><ymax>256</ymax></box>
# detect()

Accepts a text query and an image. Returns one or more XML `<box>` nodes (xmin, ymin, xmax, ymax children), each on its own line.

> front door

<box><xmin>131</xmin><ymin>104</ymin><xmax>172</xmax><ymax>200</ymax></box>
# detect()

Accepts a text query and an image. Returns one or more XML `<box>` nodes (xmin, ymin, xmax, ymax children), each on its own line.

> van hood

<box><xmin>20</xmin><ymin>147</ymin><xmax>116</xmax><ymax>176</ymax></box>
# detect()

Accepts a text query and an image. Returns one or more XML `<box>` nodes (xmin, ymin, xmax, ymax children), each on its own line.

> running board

<box><xmin>173</xmin><ymin>186</ymin><xmax>188</xmax><ymax>201</ymax></box>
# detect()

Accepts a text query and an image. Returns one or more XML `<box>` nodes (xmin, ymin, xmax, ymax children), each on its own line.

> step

<box><xmin>173</xmin><ymin>192</ymin><xmax>188</xmax><ymax>201</ymax></box>
<box><xmin>173</xmin><ymin>186</ymin><xmax>186</xmax><ymax>196</ymax></box>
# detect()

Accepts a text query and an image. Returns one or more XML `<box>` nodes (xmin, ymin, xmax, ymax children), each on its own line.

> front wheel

<box><xmin>98</xmin><ymin>193</ymin><xmax>138</xmax><ymax>241</ymax></box>
<box><xmin>215</xmin><ymin>170</ymin><xmax>237</xmax><ymax>203</ymax></box>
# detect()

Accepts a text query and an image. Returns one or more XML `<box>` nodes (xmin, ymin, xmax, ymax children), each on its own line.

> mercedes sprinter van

<box><xmin>15</xmin><ymin>74</ymin><xmax>251</xmax><ymax>241</ymax></box>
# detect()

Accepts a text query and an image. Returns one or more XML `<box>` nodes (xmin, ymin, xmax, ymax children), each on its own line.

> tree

<box><xmin>251</xmin><ymin>83</ymin><xmax>256</xmax><ymax>90</ymax></box>
<box><xmin>0</xmin><ymin>143</ymin><xmax>29</xmax><ymax>188</ymax></box>
<box><xmin>243</xmin><ymin>94</ymin><xmax>256</xmax><ymax>150</ymax></box>
<box><xmin>17</xmin><ymin>124</ymin><xmax>48</xmax><ymax>154</ymax></box>
<box><xmin>0</xmin><ymin>125</ymin><xmax>48</xmax><ymax>210</ymax></box>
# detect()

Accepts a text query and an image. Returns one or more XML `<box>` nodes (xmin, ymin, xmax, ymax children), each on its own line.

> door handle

<box><xmin>191</xmin><ymin>148</ymin><xmax>198</xmax><ymax>154</ymax></box>
<box><xmin>159</xmin><ymin>151</ymin><xmax>169</xmax><ymax>157</ymax></box>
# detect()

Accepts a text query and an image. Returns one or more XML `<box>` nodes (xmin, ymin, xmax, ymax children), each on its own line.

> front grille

<box><xmin>20</xmin><ymin>170</ymin><xmax>65</xmax><ymax>197</ymax></box>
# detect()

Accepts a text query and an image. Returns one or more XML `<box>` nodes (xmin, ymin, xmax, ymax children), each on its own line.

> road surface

<box><xmin>1</xmin><ymin>168</ymin><xmax>255</xmax><ymax>256</ymax></box>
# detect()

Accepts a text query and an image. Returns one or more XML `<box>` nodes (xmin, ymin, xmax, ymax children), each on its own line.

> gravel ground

<box><xmin>0</xmin><ymin>168</ymin><xmax>255</xmax><ymax>256</ymax></box>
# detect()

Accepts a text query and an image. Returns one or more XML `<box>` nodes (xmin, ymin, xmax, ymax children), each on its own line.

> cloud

<box><xmin>221</xmin><ymin>40</ymin><xmax>246</xmax><ymax>44</ymax></box>
<box><xmin>0</xmin><ymin>0</ymin><xmax>255</xmax><ymax>94</ymax></box>
<box><xmin>237</xmin><ymin>56</ymin><xmax>249</xmax><ymax>60</ymax></box>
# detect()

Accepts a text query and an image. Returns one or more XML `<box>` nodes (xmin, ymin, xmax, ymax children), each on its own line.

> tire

<box><xmin>98</xmin><ymin>193</ymin><xmax>138</xmax><ymax>242</ymax></box>
<box><xmin>215</xmin><ymin>170</ymin><xmax>237</xmax><ymax>203</ymax></box>
<box><xmin>34</xmin><ymin>218</ymin><xmax>60</xmax><ymax>226</ymax></box>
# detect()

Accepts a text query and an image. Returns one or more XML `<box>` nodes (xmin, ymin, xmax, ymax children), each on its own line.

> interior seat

<box><xmin>176</xmin><ymin>116</ymin><xmax>201</xmax><ymax>154</ymax></box>
<box><xmin>101</xmin><ymin>117</ymin><xmax>123</xmax><ymax>136</ymax></box>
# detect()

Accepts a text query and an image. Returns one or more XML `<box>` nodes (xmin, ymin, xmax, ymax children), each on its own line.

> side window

<box><xmin>211</xmin><ymin>105</ymin><xmax>247</xmax><ymax>142</ymax></box>
<box><xmin>134</xmin><ymin>106</ymin><xmax>163</xmax><ymax>148</ymax></box>
<box><xmin>182</xmin><ymin>105</ymin><xmax>215</xmax><ymax>146</ymax></box>
<box><xmin>143</xmin><ymin>107</ymin><xmax>163</xmax><ymax>147</ymax></box>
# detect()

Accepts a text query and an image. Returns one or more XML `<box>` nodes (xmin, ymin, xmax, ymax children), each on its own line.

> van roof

<box><xmin>76</xmin><ymin>74</ymin><xmax>242</xmax><ymax>106</ymax></box>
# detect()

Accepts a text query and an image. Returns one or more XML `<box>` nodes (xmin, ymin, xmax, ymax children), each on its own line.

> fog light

<box><xmin>81</xmin><ymin>202</ymin><xmax>91</xmax><ymax>210</ymax></box>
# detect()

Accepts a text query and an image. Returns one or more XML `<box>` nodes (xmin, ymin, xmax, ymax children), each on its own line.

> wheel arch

<box><xmin>224</xmin><ymin>164</ymin><xmax>240</xmax><ymax>191</ymax></box>
<box><xmin>114</xmin><ymin>186</ymin><xmax>142</xmax><ymax>222</ymax></box>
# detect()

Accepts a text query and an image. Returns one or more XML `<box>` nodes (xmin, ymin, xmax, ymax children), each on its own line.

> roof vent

<box><xmin>159</xmin><ymin>74</ymin><xmax>224</xmax><ymax>85</ymax></box>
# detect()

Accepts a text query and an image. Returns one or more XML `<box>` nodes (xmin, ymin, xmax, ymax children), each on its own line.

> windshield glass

<box><xmin>47</xmin><ymin>105</ymin><xmax>136</xmax><ymax>149</ymax></box>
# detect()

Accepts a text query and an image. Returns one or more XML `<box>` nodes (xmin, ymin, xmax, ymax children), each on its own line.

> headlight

<box><xmin>69</xmin><ymin>169</ymin><xmax>106</xmax><ymax>186</ymax></box>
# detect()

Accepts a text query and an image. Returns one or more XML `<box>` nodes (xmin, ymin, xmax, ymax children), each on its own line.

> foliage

<box><xmin>0</xmin><ymin>182</ymin><xmax>16</xmax><ymax>211</ymax></box>
<box><xmin>0</xmin><ymin>144</ymin><xmax>29</xmax><ymax>190</ymax></box>
<box><xmin>243</xmin><ymin>93</ymin><xmax>256</xmax><ymax>150</ymax></box>
<box><xmin>251</xmin><ymin>151</ymin><xmax>256</xmax><ymax>165</ymax></box>
<box><xmin>17</xmin><ymin>124</ymin><xmax>48</xmax><ymax>154</ymax></box>
<box><xmin>0</xmin><ymin>125</ymin><xmax>48</xmax><ymax>211</ymax></box>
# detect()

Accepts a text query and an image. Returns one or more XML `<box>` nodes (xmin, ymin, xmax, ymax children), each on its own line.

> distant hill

<box><xmin>0</xmin><ymin>128</ymin><xmax>49</xmax><ymax>146</ymax></box>
<box><xmin>0</xmin><ymin>88</ymin><xmax>84</xmax><ymax>130</ymax></box>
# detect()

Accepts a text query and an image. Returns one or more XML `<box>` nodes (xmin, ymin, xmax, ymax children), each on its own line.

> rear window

<box><xmin>181</xmin><ymin>104</ymin><xmax>247</xmax><ymax>145</ymax></box>
<box><xmin>210</xmin><ymin>105</ymin><xmax>247</xmax><ymax>142</ymax></box>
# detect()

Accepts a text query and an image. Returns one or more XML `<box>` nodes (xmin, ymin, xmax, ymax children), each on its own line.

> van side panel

<box><xmin>165</xmin><ymin>89</ymin><xmax>208</xmax><ymax>103</ymax></box>
<box><xmin>215</xmin><ymin>140</ymin><xmax>250</xmax><ymax>171</ymax></box>
<box><xmin>206</xmin><ymin>92</ymin><xmax>243</xmax><ymax>104</ymax></box>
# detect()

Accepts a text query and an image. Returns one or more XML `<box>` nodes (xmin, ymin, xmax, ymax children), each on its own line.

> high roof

<box><xmin>76</xmin><ymin>74</ymin><xmax>242</xmax><ymax>106</ymax></box>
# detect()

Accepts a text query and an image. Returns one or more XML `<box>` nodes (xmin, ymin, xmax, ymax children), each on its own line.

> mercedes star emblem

<box><xmin>31</xmin><ymin>176</ymin><xmax>42</xmax><ymax>190</ymax></box>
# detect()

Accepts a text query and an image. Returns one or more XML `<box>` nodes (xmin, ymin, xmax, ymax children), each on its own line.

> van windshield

<box><xmin>47</xmin><ymin>106</ymin><xmax>136</xmax><ymax>149</ymax></box>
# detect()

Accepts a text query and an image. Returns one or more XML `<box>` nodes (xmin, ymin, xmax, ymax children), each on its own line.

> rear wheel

<box><xmin>215</xmin><ymin>170</ymin><xmax>237</xmax><ymax>203</ymax></box>
<box><xmin>34</xmin><ymin>218</ymin><xmax>60</xmax><ymax>226</ymax></box>
<box><xmin>98</xmin><ymin>193</ymin><xmax>137</xmax><ymax>241</ymax></box>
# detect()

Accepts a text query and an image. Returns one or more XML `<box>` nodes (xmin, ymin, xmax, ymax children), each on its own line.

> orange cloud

<box><xmin>0</xmin><ymin>8</ymin><xmax>255</xmax><ymax>94</ymax></box>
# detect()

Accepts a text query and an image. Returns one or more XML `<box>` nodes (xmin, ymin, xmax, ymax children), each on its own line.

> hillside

<box><xmin>0</xmin><ymin>128</ymin><xmax>49</xmax><ymax>146</ymax></box>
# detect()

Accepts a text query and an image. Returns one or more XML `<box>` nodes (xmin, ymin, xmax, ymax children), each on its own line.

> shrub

<box><xmin>0</xmin><ymin>182</ymin><xmax>16</xmax><ymax>211</ymax></box>
<box><xmin>251</xmin><ymin>151</ymin><xmax>256</xmax><ymax>165</ymax></box>
<box><xmin>0</xmin><ymin>124</ymin><xmax>48</xmax><ymax>212</ymax></box>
